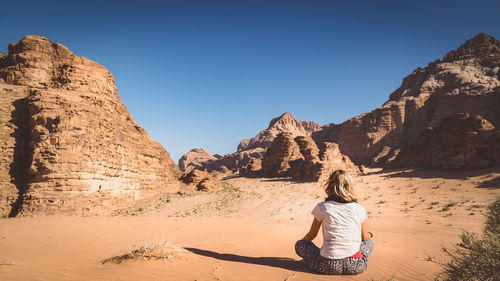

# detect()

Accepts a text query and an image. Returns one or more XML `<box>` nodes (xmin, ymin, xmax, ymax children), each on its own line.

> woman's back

<box><xmin>312</xmin><ymin>201</ymin><xmax>367</xmax><ymax>259</ymax></box>
<box><xmin>295</xmin><ymin>170</ymin><xmax>373</xmax><ymax>275</ymax></box>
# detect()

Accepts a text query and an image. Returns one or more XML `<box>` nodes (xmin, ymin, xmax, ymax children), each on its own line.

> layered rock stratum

<box><xmin>313</xmin><ymin>33</ymin><xmax>500</xmax><ymax>167</ymax></box>
<box><xmin>0</xmin><ymin>35</ymin><xmax>181</xmax><ymax>217</ymax></box>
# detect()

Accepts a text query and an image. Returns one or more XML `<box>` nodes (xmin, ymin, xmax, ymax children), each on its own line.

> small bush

<box><xmin>101</xmin><ymin>239</ymin><xmax>187</xmax><ymax>264</ymax></box>
<box><xmin>436</xmin><ymin>198</ymin><xmax>500</xmax><ymax>281</ymax></box>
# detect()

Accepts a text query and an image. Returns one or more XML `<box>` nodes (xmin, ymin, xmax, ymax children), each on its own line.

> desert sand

<box><xmin>1</xmin><ymin>168</ymin><xmax>499</xmax><ymax>281</ymax></box>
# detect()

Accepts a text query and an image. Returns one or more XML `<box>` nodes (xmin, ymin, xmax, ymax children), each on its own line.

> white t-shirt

<box><xmin>311</xmin><ymin>201</ymin><xmax>367</xmax><ymax>259</ymax></box>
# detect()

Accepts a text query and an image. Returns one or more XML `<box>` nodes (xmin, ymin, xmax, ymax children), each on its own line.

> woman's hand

<box><xmin>302</xmin><ymin>218</ymin><xmax>321</xmax><ymax>241</ymax></box>
<box><xmin>361</xmin><ymin>221</ymin><xmax>373</xmax><ymax>240</ymax></box>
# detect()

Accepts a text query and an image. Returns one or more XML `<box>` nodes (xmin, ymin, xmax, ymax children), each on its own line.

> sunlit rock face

<box><xmin>0</xmin><ymin>35</ymin><xmax>181</xmax><ymax>216</ymax></box>
<box><xmin>313</xmin><ymin>33</ymin><xmax>500</xmax><ymax>167</ymax></box>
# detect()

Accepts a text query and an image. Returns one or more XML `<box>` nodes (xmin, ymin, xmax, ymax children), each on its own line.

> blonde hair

<box><xmin>324</xmin><ymin>170</ymin><xmax>358</xmax><ymax>203</ymax></box>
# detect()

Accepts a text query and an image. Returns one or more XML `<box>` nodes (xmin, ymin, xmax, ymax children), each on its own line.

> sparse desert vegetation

<box><xmin>434</xmin><ymin>198</ymin><xmax>500</xmax><ymax>281</ymax></box>
<box><xmin>2</xmin><ymin>169</ymin><xmax>499</xmax><ymax>280</ymax></box>
<box><xmin>101</xmin><ymin>239</ymin><xmax>188</xmax><ymax>264</ymax></box>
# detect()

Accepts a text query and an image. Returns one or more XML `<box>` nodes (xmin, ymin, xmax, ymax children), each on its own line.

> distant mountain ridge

<box><xmin>313</xmin><ymin>32</ymin><xmax>500</xmax><ymax>166</ymax></box>
<box><xmin>182</xmin><ymin>33</ymin><xmax>500</xmax><ymax>173</ymax></box>
<box><xmin>179</xmin><ymin>112</ymin><xmax>321</xmax><ymax>173</ymax></box>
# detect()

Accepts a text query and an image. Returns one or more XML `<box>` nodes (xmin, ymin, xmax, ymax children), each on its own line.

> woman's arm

<box><xmin>361</xmin><ymin>221</ymin><xmax>372</xmax><ymax>240</ymax></box>
<box><xmin>302</xmin><ymin>218</ymin><xmax>321</xmax><ymax>241</ymax></box>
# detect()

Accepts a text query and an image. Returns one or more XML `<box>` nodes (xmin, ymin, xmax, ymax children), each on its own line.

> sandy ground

<box><xmin>1</xmin><ymin>168</ymin><xmax>499</xmax><ymax>281</ymax></box>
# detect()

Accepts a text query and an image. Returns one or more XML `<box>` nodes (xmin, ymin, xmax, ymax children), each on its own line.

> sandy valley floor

<box><xmin>1</xmin><ymin>168</ymin><xmax>499</xmax><ymax>281</ymax></box>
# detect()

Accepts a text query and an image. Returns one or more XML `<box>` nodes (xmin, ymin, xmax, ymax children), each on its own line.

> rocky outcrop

<box><xmin>180</xmin><ymin>170</ymin><xmax>222</xmax><ymax>191</ymax></box>
<box><xmin>386</xmin><ymin>113</ymin><xmax>499</xmax><ymax>170</ymax></box>
<box><xmin>180</xmin><ymin>112</ymin><xmax>320</xmax><ymax>174</ymax></box>
<box><xmin>178</xmin><ymin>148</ymin><xmax>219</xmax><ymax>173</ymax></box>
<box><xmin>261</xmin><ymin>133</ymin><xmax>303</xmax><ymax>177</ymax></box>
<box><xmin>288</xmin><ymin>136</ymin><xmax>322</xmax><ymax>181</ymax></box>
<box><xmin>313</xmin><ymin>33</ymin><xmax>500</xmax><ymax>167</ymax></box>
<box><xmin>261</xmin><ymin>133</ymin><xmax>359</xmax><ymax>181</ymax></box>
<box><xmin>317</xmin><ymin>142</ymin><xmax>360</xmax><ymax>178</ymax></box>
<box><xmin>0</xmin><ymin>35</ymin><xmax>181</xmax><ymax>216</ymax></box>
<box><xmin>301</xmin><ymin>121</ymin><xmax>322</xmax><ymax>134</ymax></box>
<box><xmin>244</xmin><ymin>112</ymin><xmax>319</xmax><ymax>151</ymax></box>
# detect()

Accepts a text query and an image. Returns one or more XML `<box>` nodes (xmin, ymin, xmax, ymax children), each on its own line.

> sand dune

<box><xmin>1</xmin><ymin>168</ymin><xmax>499</xmax><ymax>280</ymax></box>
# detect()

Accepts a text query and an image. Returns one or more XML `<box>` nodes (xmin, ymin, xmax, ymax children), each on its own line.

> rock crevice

<box><xmin>8</xmin><ymin>97</ymin><xmax>33</xmax><ymax>217</ymax></box>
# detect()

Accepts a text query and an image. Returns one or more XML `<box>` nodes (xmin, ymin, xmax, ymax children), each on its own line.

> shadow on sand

<box><xmin>381</xmin><ymin>167</ymin><xmax>500</xmax><ymax>182</ymax></box>
<box><xmin>184</xmin><ymin>247</ymin><xmax>312</xmax><ymax>273</ymax></box>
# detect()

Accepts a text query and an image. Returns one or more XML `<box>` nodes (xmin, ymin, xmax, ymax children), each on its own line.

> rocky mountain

<box><xmin>386</xmin><ymin>113</ymin><xmax>499</xmax><ymax>170</ymax></box>
<box><xmin>0</xmin><ymin>35</ymin><xmax>181</xmax><ymax>216</ymax></box>
<box><xmin>261</xmin><ymin>133</ymin><xmax>359</xmax><ymax>181</ymax></box>
<box><xmin>179</xmin><ymin>112</ymin><xmax>321</xmax><ymax>174</ymax></box>
<box><xmin>178</xmin><ymin>148</ymin><xmax>220</xmax><ymax>172</ymax></box>
<box><xmin>313</xmin><ymin>33</ymin><xmax>500</xmax><ymax>167</ymax></box>
<box><xmin>182</xmin><ymin>33</ymin><xmax>500</xmax><ymax>176</ymax></box>
<box><xmin>237</xmin><ymin>112</ymin><xmax>321</xmax><ymax>151</ymax></box>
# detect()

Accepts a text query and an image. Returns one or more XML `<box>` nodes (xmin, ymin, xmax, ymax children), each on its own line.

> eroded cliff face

<box><xmin>313</xmin><ymin>33</ymin><xmax>500</xmax><ymax>166</ymax></box>
<box><xmin>386</xmin><ymin>113</ymin><xmax>499</xmax><ymax>170</ymax></box>
<box><xmin>0</xmin><ymin>35</ymin><xmax>180</xmax><ymax>216</ymax></box>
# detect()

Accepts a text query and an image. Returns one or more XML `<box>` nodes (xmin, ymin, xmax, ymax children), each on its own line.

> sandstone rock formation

<box><xmin>0</xmin><ymin>35</ymin><xmax>181</xmax><ymax>217</ymax></box>
<box><xmin>313</xmin><ymin>33</ymin><xmax>500</xmax><ymax>167</ymax></box>
<box><xmin>179</xmin><ymin>112</ymin><xmax>321</xmax><ymax>174</ymax></box>
<box><xmin>386</xmin><ymin>113</ymin><xmax>499</xmax><ymax>170</ymax></box>
<box><xmin>178</xmin><ymin>148</ymin><xmax>219</xmax><ymax>173</ymax></box>
<box><xmin>244</xmin><ymin>112</ymin><xmax>320</xmax><ymax>151</ymax></box>
<box><xmin>180</xmin><ymin>170</ymin><xmax>222</xmax><ymax>191</ymax></box>
<box><xmin>261</xmin><ymin>133</ymin><xmax>303</xmax><ymax>177</ymax></box>
<box><xmin>288</xmin><ymin>136</ymin><xmax>322</xmax><ymax>181</ymax></box>
<box><xmin>261</xmin><ymin>133</ymin><xmax>359</xmax><ymax>181</ymax></box>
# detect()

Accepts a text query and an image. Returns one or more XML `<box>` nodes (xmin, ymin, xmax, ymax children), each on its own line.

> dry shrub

<box><xmin>0</xmin><ymin>259</ymin><xmax>15</xmax><ymax>266</ymax></box>
<box><xmin>102</xmin><ymin>238</ymin><xmax>188</xmax><ymax>264</ymax></box>
<box><xmin>436</xmin><ymin>197</ymin><xmax>500</xmax><ymax>281</ymax></box>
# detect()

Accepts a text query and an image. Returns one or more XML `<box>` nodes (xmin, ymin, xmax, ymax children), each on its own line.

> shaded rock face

<box><xmin>317</xmin><ymin>142</ymin><xmax>360</xmax><ymax>179</ymax></box>
<box><xmin>178</xmin><ymin>148</ymin><xmax>218</xmax><ymax>173</ymax></box>
<box><xmin>261</xmin><ymin>133</ymin><xmax>303</xmax><ymax>177</ymax></box>
<box><xmin>179</xmin><ymin>112</ymin><xmax>320</xmax><ymax>174</ymax></box>
<box><xmin>180</xmin><ymin>170</ymin><xmax>222</xmax><ymax>192</ymax></box>
<box><xmin>261</xmin><ymin>133</ymin><xmax>359</xmax><ymax>181</ymax></box>
<box><xmin>288</xmin><ymin>136</ymin><xmax>322</xmax><ymax>181</ymax></box>
<box><xmin>0</xmin><ymin>35</ymin><xmax>180</xmax><ymax>217</ymax></box>
<box><xmin>313</xmin><ymin>33</ymin><xmax>500</xmax><ymax>166</ymax></box>
<box><xmin>386</xmin><ymin>113</ymin><xmax>499</xmax><ymax>170</ymax></box>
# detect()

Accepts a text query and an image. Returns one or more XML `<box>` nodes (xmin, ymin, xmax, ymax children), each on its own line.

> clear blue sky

<box><xmin>1</xmin><ymin>0</ymin><xmax>499</xmax><ymax>162</ymax></box>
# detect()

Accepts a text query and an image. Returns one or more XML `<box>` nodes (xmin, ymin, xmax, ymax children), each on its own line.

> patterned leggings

<box><xmin>295</xmin><ymin>239</ymin><xmax>374</xmax><ymax>275</ymax></box>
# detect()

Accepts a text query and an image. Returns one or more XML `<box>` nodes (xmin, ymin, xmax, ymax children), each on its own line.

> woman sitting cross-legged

<box><xmin>295</xmin><ymin>169</ymin><xmax>374</xmax><ymax>275</ymax></box>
